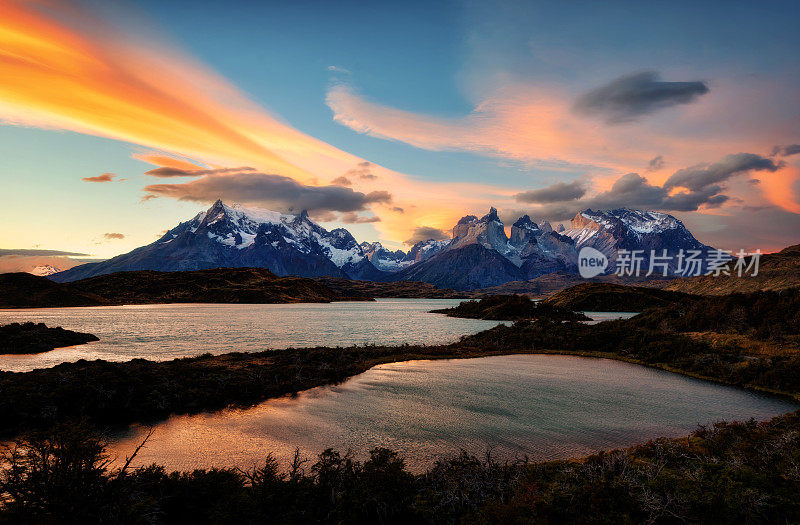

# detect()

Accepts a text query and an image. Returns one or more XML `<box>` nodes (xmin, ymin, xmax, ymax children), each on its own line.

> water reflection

<box><xmin>109</xmin><ymin>354</ymin><xmax>798</xmax><ymax>473</ymax></box>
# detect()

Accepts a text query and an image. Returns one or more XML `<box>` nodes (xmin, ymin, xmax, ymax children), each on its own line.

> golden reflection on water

<box><xmin>108</xmin><ymin>354</ymin><xmax>799</xmax><ymax>473</ymax></box>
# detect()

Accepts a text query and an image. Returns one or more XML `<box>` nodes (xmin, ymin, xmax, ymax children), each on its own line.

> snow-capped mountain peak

<box><xmin>50</xmin><ymin>202</ymin><xmax>713</xmax><ymax>286</ymax></box>
<box><xmin>29</xmin><ymin>265</ymin><xmax>64</xmax><ymax>277</ymax></box>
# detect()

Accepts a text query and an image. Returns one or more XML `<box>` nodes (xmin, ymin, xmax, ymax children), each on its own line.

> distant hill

<box><xmin>314</xmin><ymin>277</ymin><xmax>471</xmax><ymax>299</ymax></box>
<box><xmin>664</xmin><ymin>244</ymin><xmax>800</xmax><ymax>295</ymax></box>
<box><xmin>68</xmin><ymin>268</ymin><xmax>367</xmax><ymax>305</ymax></box>
<box><xmin>0</xmin><ymin>273</ymin><xmax>108</xmax><ymax>308</ymax></box>
<box><xmin>3</xmin><ymin>268</ymin><xmax>476</xmax><ymax>308</ymax></box>
<box><xmin>543</xmin><ymin>282</ymin><xmax>698</xmax><ymax>312</ymax></box>
<box><xmin>475</xmin><ymin>271</ymin><xmax>673</xmax><ymax>297</ymax></box>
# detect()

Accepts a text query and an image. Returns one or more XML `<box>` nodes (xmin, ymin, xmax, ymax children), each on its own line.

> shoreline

<box><xmin>2</xmin><ymin>338</ymin><xmax>798</xmax><ymax>440</ymax></box>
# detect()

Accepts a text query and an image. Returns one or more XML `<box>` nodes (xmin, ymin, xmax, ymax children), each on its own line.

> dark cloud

<box><xmin>664</xmin><ymin>153</ymin><xmax>781</xmax><ymax>191</ymax></box>
<box><xmin>331</xmin><ymin>176</ymin><xmax>352</xmax><ymax>186</ymax></box>
<box><xmin>344</xmin><ymin>161</ymin><xmax>377</xmax><ymax>181</ymax></box>
<box><xmin>340</xmin><ymin>212</ymin><xmax>381</xmax><ymax>223</ymax></box>
<box><xmin>145</xmin><ymin>166</ymin><xmax>256</xmax><ymax>178</ymax></box>
<box><xmin>0</xmin><ymin>249</ymin><xmax>88</xmax><ymax>257</ymax></box>
<box><xmin>82</xmin><ymin>172</ymin><xmax>115</xmax><ymax>183</ymax></box>
<box><xmin>404</xmin><ymin>226</ymin><xmax>449</xmax><ymax>245</ymax></box>
<box><xmin>526</xmin><ymin>177</ymin><xmax>725</xmax><ymax>221</ymax></box>
<box><xmin>103</xmin><ymin>233</ymin><xmax>125</xmax><ymax>240</ymax></box>
<box><xmin>647</xmin><ymin>155</ymin><xmax>665</xmax><ymax>171</ymax></box>
<box><xmin>144</xmin><ymin>172</ymin><xmax>392</xmax><ymax>213</ymax></box>
<box><xmin>515</xmin><ymin>181</ymin><xmax>586</xmax><ymax>203</ymax></box>
<box><xmin>574</xmin><ymin>71</ymin><xmax>709</xmax><ymax>123</ymax></box>
<box><xmin>772</xmin><ymin>144</ymin><xmax>800</xmax><ymax>157</ymax></box>
<box><xmin>392</xmin><ymin>206</ymin><xmax>405</xmax><ymax>214</ymax></box>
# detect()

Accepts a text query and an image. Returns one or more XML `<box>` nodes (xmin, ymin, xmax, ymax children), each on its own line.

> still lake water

<box><xmin>109</xmin><ymin>354</ymin><xmax>799</xmax><ymax>472</ymax></box>
<box><xmin>0</xmin><ymin>299</ymin><xmax>637</xmax><ymax>372</ymax></box>
<box><xmin>0</xmin><ymin>299</ymin><xmax>507</xmax><ymax>372</ymax></box>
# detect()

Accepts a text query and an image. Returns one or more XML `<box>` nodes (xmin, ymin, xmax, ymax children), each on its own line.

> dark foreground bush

<box><xmin>1</xmin><ymin>414</ymin><xmax>799</xmax><ymax>524</ymax></box>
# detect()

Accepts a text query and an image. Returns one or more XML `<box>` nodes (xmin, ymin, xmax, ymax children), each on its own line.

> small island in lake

<box><xmin>0</xmin><ymin>322</ymin><xmax>99</xmax><ymax>355</ymax></box>
<box><xmin>431</xmin><ymin>294</ymin><xmax>590</xmax><ymax>321</ymax></box>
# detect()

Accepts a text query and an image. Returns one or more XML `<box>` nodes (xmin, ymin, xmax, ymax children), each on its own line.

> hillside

<box><xmin>0</xmin><ymin>272</ymin><xmax>108</xmax><ymax>308</ymax></box>
<box><xmin>314</xmin><ymin>277</ymin><xmax>472</xmax><ymax>299</ymax></box>
<box><xmin>69</xmin><ymin>268</ymin><xmax>367</xmax><ymax>304</ymax></box>
<box><xmin>664</xmin><ymin>244</ymin><xmax>800</xmax><ymax>295</ymax></box>
<box><xmin>476</xmin><ymin>271</ymin><xmax>672</xmax><ymax>297</ymax></box>
<box><xmin>431</xmin><ymin>294</ymin><xmax>589</xmax><ymax>321</ymax></box>
<box><xmin>543</xmin><ymin>282</ymin><xmax>698</xmax><ymax>311</ymax></box>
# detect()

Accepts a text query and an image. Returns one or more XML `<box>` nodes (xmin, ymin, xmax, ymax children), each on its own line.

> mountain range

<box><xmin>52</xmin><ymin>200</ymin><xmax>713</xmax><ymax>289</ymax></box>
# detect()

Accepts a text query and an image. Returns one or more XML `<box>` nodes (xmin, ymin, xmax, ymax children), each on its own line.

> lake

<box><xmin>109</xmin><ymin>354</ymin><xmax>798</xmax><ymax>473</ymax></box>
<box><xmin>0</xmin><ymin>299</ymin><xmax>502</xmax><ymax>371</ymax></box>
<box><xmin>0</xmin><ymin>299</ymin><xmax>637</xmax><ymax>372</ymax></box>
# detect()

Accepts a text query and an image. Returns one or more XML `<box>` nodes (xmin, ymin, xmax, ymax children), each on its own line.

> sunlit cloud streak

<box><xmin>82</xmin><ymin>172</ymin><xmax>116</xmax><ymax>183</ymax></box>
<box><xmin>0</xmin><ymin>0</ymin><xmax>495</xmax><ymax>241</ymax></box>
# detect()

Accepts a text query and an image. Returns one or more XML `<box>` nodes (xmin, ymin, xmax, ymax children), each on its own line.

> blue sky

<box><xmin>0</xmin><ymin>0</ymin><xmax>798</xmax><ymax>267</ymax></box>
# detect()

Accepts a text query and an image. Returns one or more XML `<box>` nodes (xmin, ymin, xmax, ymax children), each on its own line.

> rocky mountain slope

<box><xmin>390</xmin><ymin>207</ymin><xmax>708</xmax><ymax>290</ymax></box>
<box><xmin>49</xmin><ymin>201</ymin><xmax>719</xmax><ymax>290</ymax></box>
<box><xmin>52</xmin><ymin>201</ymin><xmax>389</xmax><ymax>282</ymax></box>
<box><xmin>563</xmin><ymin>209</ymin><xmax>713</xmax><ymax>273</ymax></box>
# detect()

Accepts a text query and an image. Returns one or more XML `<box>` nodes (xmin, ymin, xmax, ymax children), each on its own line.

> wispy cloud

<box><xmin>103</xmin><ymin>233</ymin><xmax>125</xmax><ymax>240</ymax></box>
<box><xmin>82</xmin><ymin>172</ymin><xmax>116</xmax><ymax>183</ymax></box>
<box><xmin>144</xmin><ymin>166</ymin><xmax>256</xmax><ymax>178</ymax></box>
<box><xmin>0</xmin><ymin>249</ymin><xmax>88</xmax><ymax>257</ymax></box>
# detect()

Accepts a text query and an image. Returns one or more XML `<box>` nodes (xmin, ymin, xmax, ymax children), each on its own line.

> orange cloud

<box><xmin>327</xmin><ymin>82</ymin><xmax>800</xmax><ymax>215</ymax></box>
<box><xmin>131</xmin><ymin>152</ymin><xmax>204</xmax><ymax>172</ymax></box>
<box><xmin>759</xmin><ymin>165</ymin><xmax>800</xmax><ymax>214</ymax></box>
<box><xmin>0</xmin><ymin>0</ymin><xmax>500</xmax><ymax>242</ymax></box>
<box><xmin>0</xmin><ymin>0</ymin><xmax>348</xmax><ymax>184</ymax></box>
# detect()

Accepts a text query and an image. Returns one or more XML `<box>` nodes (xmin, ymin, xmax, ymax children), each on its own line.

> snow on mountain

<box><xmin>405</xmin><ymin>239</ymin><xmax>450</xmax><ymax>263</ymax></box>
<box><xmin>50</xmin><ymin>201</ymin><xmax>713</xmax><ymax>287</ymax></box>
<box><xmin>29</xmin><ymin>265</ymin><xmax>64</xmax><ymax>277</ymax></box>
<box><xmin>562</xmin><ymin>208</ymin><xmax>713</xmax><ymax>273</ymax></box>
<box><xmin>52</xmin><ymin>200</ymin><xmax>381</xmax><ymax>282</ymax></box>
<box><xmin>360</xmin><ymin>241</ymin><xmax>414</xmax><ymax>272</ymax></box>
<box><xmin>161</xmin><ymin>202</ymin><xmax>366</xmax><ymax>269</ymax></box>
